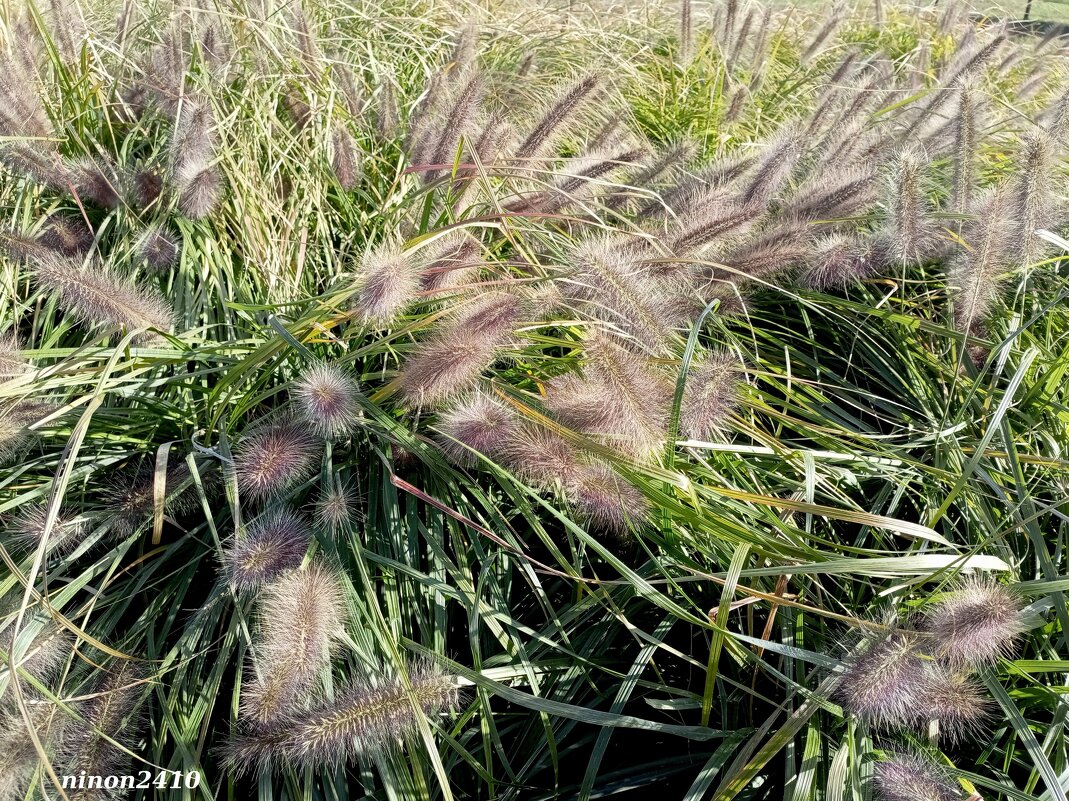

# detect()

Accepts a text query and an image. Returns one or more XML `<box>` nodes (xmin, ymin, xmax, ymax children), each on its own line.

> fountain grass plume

<box><xmin>39</xmin><ymin>215</ymin><xmax>95</xmax><ymax>257</ymax></box>
<box><xmin>136</xmin><ymin>225</ymin><xmax>180</xmax><ymax>271</ymax></box>
<box><xmin>0</xmin><ymin>703</ymin><xmax>65</xmax><ymax>801</ymax></box>
<box><xmin>918</xmin><ymin>665</ymin><xmax>990</xmax><ymax>742</ymax></box>
<box><xmin>234</xmin><ymin>418</ymin><xmax>321</xmax><ymax>502</ymax></box>
<box><xmin>606</xmin><ymin>139</ymin><xmax>696</xmax><ymax>211</ymax></box>
<box><xmin>559</xmin><ymin>237</ymin><xmax>679</xmax><ymax>353</ymax></box>
<box><xmin>71</xmin><ymin>158</ymin><xmax>122</xmax><ymax>209</ymax></box>
<box><xmin>420</xmin><ymin>233</ymin><xmax>482</xmax><ymax>292</ymax></box>
<box><xmin>352</xmin><ymin>242</ymin><xmax>422</xmax><ymax>326</ymax></box>
<box><xmin>922</xmin><ymin>577</ymin><xmax>1028</xmax><ymax>669</ymax></box>
<box><xmin>293</xmin><ymin>362</ymin><xmax>361</xmax><ymax>440</ymax></box>
<box><xmin>223</xmin><ymin>508</ymin><xmax>311</xmax><ymax>590</ymax></box>
<box><xmin>801</xmin><ymin>233</ymin><xmax>887</xmax><ymax>290</ymax></box>
<box><xmin>30</xmin><ymin>252</ymin><xmax>174</xmax><ymax>342</ymax></box>
<box><xmin>0</xmin><ymin>144</ymin><xmax>76</xmax><ymax>193</ymax></box>
<box><xmin>670</xmin><ymin>193</ymin><xmax>762</xmax><ymax>255</ymax></box>
<box><xmin>567</xmin><ymin>462</ymin><xmax>649</xmax><ymax>534</ymax></box>
<box><xmin>519</xmin><ymin>148</ymin><xmax>647</xmax><ymax>214</ymax></box>
<box><xmin>330</xmin><ymin>127</ymin><xmax>361</xmax><ymax>191</ymax></box>
<box><xmin>739</xmin><ymin>129</ymin><xmax>803</xmax><ymax>208</ymax></box>
<box><xmin>131</xmin><ymin>167</ymin><xmax>166</xmax><ymax>210</ymax></box>
<box><xmin>784</xmin><ymin>167</ymin><xmax>878</xmax><ymax>222</ymax></box>
<box><xmin>240</xmin><ymin>562</ymin><xmax>346</xmax><ymax>727</ymax></box>
<box><xmin>513</xmin><ymin>74</ymin><xmax>601</xmax><ymax>162</ymax></box>
<box><xmin>950</xmin><ymin>81</ymin><xmax>980</xmax><ymax>217</ymax></box>
<box><xmin>0</xmin><ymin>401</ymin><xmax>51</xmax><ymax>462</ymax></box>
<box><xmin>428</xmin><ymin>69</ymin><xmax>485</xmax><ymax>181</ymax></box>
<box><xmin>225</xmin><ymin>663</ymin><xmax>459</xmax><ymax>773</ymax></box>
<box><xmin>0</xmin><ymin>612</ymin><xmax>73</xmax><ymax>686</ymax></box>
<box><xmin>873</xmin><ymin>752</ymin><xmax>965</xmax><ymax>801</ymax></box>
<box><xmin>435</xmin><ymin>392</ymin><xmax>520</xmax><ymax>466</ymax></box>
<box><xmin>7</xmin><ymin>504</ymin><xmax>87</xmax><ymax>555</ymax></box>
<box><xmin>834</xmin><ymin>628</ymin><xmax>931</xmax><ymax>730</ymax></box>
<box><xmin>499</xmin><ymin>423</ymin><xmax>586</xmax><ymax>489</ymax></box>
<box><xmin>178</xmin><ymin>166</ymin><xmax>223</xmax><ymax>219</ymax></box>
<box><xmin>544</xmin><ymin>335</ymin><xmax>673</xmax><ymax>459</ymax></box>
<box><xmin>713</xmin><ymin>221</ymin><xmax>814</xmax><ymax>284</ymax></box>
<box><xmin>949</xmin><ymin>186</ymin><xmax>1012</xmax><ymax>339</ymax></box>
<box><xmin>884</xmin><ymin>146</ymin><xmax>939</xmax><ymax>265</ymax></box>
<box><xmin>315</xmin><ymin>481</ymin><xmax>358</xmax><ymax>532</ymax></box>
<box><xmin>60</xmin><ymin>662</ymin><xmax>147</xmax><ymax>799</ymax></box>
<box><xmin>398</xmin><ymin>292</ymin><xmax>523</xmax><ymax>409</ymax></box>
<box><xmin>105</xmin><ymin>462</ymin><xmax>201</xmax><ymax>537</ymax></box>
<box><xmin>0</xmin><ymin>332</ymin><xmax>28</xmax><ymax>379</ymax></box>
<box><xmin>680</xmin><ymin>351</ymin><xmax>740</xmax><ymax>441</ymax></box>
<box><xmin>1010</xmin><ymin>130</ymin><xmax>1056</xmax><ymax>265</ymax></box>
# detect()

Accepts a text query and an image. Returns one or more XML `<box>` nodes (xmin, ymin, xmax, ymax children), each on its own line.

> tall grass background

<box><xmin>0</xmin><ymin>0</ymin><xmax>1068</xmax><ymax>799</ymax></box>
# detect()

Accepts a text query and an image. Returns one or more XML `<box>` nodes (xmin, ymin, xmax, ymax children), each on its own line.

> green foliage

<box><xmin>0</xmin><ymin>1</ymin><xmax>1068</xmax><ymax>800</ymax></box>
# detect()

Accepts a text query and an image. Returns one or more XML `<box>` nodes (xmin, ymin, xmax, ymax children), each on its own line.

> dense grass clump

<box><xmin>1</xmin><ymin>0</ymin><xmax>1068</xmax><ymax>799</ymax></box>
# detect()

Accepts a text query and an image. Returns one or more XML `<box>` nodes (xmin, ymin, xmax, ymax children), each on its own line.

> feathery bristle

<box><xmin>0</xmin><ymin>332</ymin><xmax>29</xmax><ymax>379</ymax></box>
<box><xmin>293</xmin><ymin>362</ymin><xmax>360</xmax><ymax>440</ymax></box>
<box><xmin>544</xmin><ymin>336</ymin><xmax>672</xmax><ymax>459</ymax></box>
<box><xmin>377</xmin><ymin>78</ymin><xmax>399</xmax><ymax>139</ymax></box>
<box><xmin>330</xmin><ymin>127</ymin><xmax>361</xmax><ymax>191</ymax></box>
<box><xmin>428</xmin><ymin>69</ymin><xmax>485</xmax><ymax>180</ymax></box>
<box><xmin>172</xmin><ymin>97</ymin><xmax>216</xmax><ymax>179</ymax></box>
<box><xmin>949</xmin><ymin>186</ymin><xmax>1011</xmax><ymax>337</ymax></box>
<box><xmin>873</xmin><ymin>752</ymin><xmax>963</xmax><ymax>801</ymax></box>
<box><xmin>353</xmin><ymin>243</ymin><xmax>421</xmax><ymax>326</ymax></box>
<box><xmin>950</xmin><ymin>81</ymin><xmax>980</xmax><ymax>216</ymax></box>
<box><xmin>0</xmin><ymin>45</ymin><xmax>52</xmax><ymax>140</ymax></box>
<box><xmin>499</xmin><ymin>423</ymin><xmax>585</xmax><ymax>488</ymax></box>
<box><xmin>670</xmin><ymin>193</ymin><xmax>762</xmax><ymax>254</ymax></box>
<box><xmin>132</xmin><ymin>167</ymin><xmax>166</xmax><ymax>209</ymax></box>
<box><xmin>0</xmin><ymin>144</ymin><xmax>76</xmax><ymax>191</ymax></box>
<box><xmin>71</xmin><ymin>158</ymin><xmax>121</xmax><ymax>208</ymax></box>
<box><xmin>30</xmin><ymin>253</ymin><xmax>174</xmax><ymax>341</ymax></box>
<box><xmin>679</xmin><ymin>0</ymin><xmax>693</xmax><ymax>65</ymax></box>
<box><xmin>398</xmin><ymin>293</ymin><xmax>522</xmax><ymax>408</ymax></box>
<box><xmin>884</xmin><ymin>147</ymin><xmax>939</xmax><ymax>264</ymax></box>
<box><xmin>7</xmin><ymin>504</ymin><xmax>87</xmax><ymax>555</ymax></box>
<box><xmin>785</xmin><ymin>167</ymin><xmax>878</xmax><ymax>221</ymax></box>
<box><xmin>241</xmin><ymin>562</ymin><xmax>346</xmax><ymax>727</ymax></box>
<box><xmin>38</xmin><ymin>215</ymin><xmax>95</xmax><ymax>257</ymax></box>
<box><xmin>560</xmin><ymin>237</ymin><xmax>679</xmax><ymax>352</ymax></box>
<box><xmin>514</xmin><ymin>74</ymin><xmax>601</xmax><ymax>162</ymax></box>
<box><xmin>137</xmin><ymin>225</ymin><xmax>180</xmax><ymax>271</ymax></box>
<box><xmin>224</xmin><ymin>508</ymin><xmax>310</xmax><ymax>590</ymax></box>
<box><xmin>234</xmin><ymin>419</ymin><xmax>320</xmax><ymax>502</ymax></box>
<box><xmin>681</xmin><ymin>351</ymin><xmax>739</xmax><ymax>440</ymax></box>
<box><xmin>0</xmin><ymin>613</ymin><xmax>72</xmax><ymax>684</ymax></box>
<box><xmin>922</xmin><ymin>577</ymin><xmax>1027</xmax><ymax>669</ymax></box>
<box><xmin>801</xmin><ymin>233</ymin><xmax>887</xmax><ymax>290</ymax></box>
<box><xmin>420</xmin><ymin>233</ymin><xmax>482</xmax><ymax>292</ymax></box>
<box><xmin>435</xmin><ymin>392</ymin><xmax>519</xmax><ymax>466</ymax></box>
<box><xmin>315</xmin><ymin>481</ymin><xmax>358</xmax><ymax>532</ymax></box>
<box><xmin>568</xmin><ymin>462</ymin><xmax>648</xmax><ymax>534</ymax></box>
<box><xmin>1009</xmin><ymin>131</ymin><xmax>1056</xmax><ymax>265</ymax></box>
<box><xmin>398</xmin><ymin>330</ymin><xmax>503</xmax><ymax>409</ymax></box>
<box><xmin>59</xmin><ymin>662</ymin><xmax>146</xmax><ymax>798</ymax></box>
<box><xmin>226</xmin><ymin>664</ymin><xmax>458</xmax><ymax>772</ymax></box>
<box><xmin>0</xmin><ymin>703</ymin><xmax>64</xmax><ymax>801</ymax></box>
<box><xmin>919</xmin><ymin>666</ymin><xmax>990</xmax><ymax>741</ymax></box>
<box><xmin>0</xmin><ymin>401</ymin><xmax>53</xmax><ymax>462</ymax></box>
<box><xmin>740</xmin><ymin>130</ymin><xmax>802</xmax><ymax>208</ymax></box>
<box><xmin>105</xmin><ymin>462</ymin><xmax>200</xmax><ymax>537</ymax></box>
<box><xmin>178</xmin><ymin>166</ymin><xmax>223</xmax><ymax>219</ymax></box>
<box><xmin>835</xmin><ymin>629</ymin><xmax>930</xmax><ymax>729</ymax></box>
<box><xmin>713</xmin><ymin>222</ymin><xmax>813</xmax><ymax>284</ymax></box>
